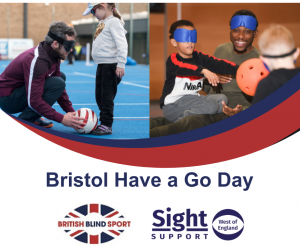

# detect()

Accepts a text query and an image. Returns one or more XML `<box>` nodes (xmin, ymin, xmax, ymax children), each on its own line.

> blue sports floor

<box><xmin>0</xmin><ymin>60</ymin><xmax>149</xmax><ymax>139</ymax></box>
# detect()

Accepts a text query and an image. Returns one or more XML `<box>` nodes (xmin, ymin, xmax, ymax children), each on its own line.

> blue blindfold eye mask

<box><xmin>230</xmin><ymin>15</ymin><xmax>257</xmax><ymax>31</ymax></box>
<box><xmin>174</xmin><ymin>28</ymin><xmax>197</xmax><ymax>43</ymax></box>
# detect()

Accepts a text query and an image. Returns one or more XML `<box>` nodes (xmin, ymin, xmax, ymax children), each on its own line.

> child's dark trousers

<box><xmin>95</xmin><ymin>63</ymin><xmax>121</xmax><ymax>127</ymax></box>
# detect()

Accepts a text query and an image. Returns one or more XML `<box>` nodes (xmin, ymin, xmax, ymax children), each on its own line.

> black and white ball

<box><xmin>75</xmin><ymin>108</ymin><xmax>98</xmax><ymax>134</ymax></box>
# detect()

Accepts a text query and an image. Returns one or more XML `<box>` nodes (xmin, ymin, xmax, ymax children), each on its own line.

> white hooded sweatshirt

<box><xmin>92</xmin><ymin>15</ymin><xmax>128</xmax><ymax>68</ymax></box>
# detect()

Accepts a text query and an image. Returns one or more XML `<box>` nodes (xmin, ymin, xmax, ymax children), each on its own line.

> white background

<box><xmin>0</xmin><ymin>110</ymin><xmax>299</xmax><ymax>250</ymax></box>
<box><xmin>1</xmin><ymin>0</ymin><xmax>300</xmax><ymax>249</ymax></box>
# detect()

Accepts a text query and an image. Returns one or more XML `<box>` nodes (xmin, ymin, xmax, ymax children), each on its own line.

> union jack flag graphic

<box><xmin>62</xmin><ymin>204</ymin><xmax>127</xmax><ymax>244</ymax></box>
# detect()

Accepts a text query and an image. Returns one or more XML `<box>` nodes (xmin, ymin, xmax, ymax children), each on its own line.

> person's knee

<box><xmin>219</xmin><ymin>94</ymin><xmax>228</xmax><ymax>105</ymax></box>
<box><xmin>55</xmin><ymin>77</ymin><xmax>66</xmax><ymax>91</ymax></box>
<box><xmin>209</xmin><ymin>102</ymin><xmax>219</xmax><ymax>114</ymax></box>
<box><xmin>215</xmin><ymin>94</ymin><xmax>228</xmax><ymax>114</ymax></box>
<box><xmin>45</xmin><ymin>76</ymin><xmax>66</xmax><ymax>93</ymax></box>
<box><xmin>60</xmin><ymin>72</ymin><xmax>66</xmax><ymax>82</ymax></box>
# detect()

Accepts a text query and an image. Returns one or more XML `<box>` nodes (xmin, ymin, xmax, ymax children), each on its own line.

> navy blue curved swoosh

<box><xmin>212</xmin><ymin>209</ymin><xmax>244</xmax><ymax>223</ymax></box>
<box><xmin>213</xmin><ymin>227</ymin><xmax>244</xmax><ymax>241</ymax></box>
<box><xmin>8</xmin><ymin>73</ymin><xmax>300</xmax><ymax>148</ymax></box>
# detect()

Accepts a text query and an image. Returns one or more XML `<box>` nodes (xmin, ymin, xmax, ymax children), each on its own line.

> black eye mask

<box><xmin>262</xmin><ymin>48</ymin><xmax>297</xmax><ymax>58</ymax></box>
<box><xmin>48</xmin><ymin>31</ymin><xmax>75</xmax><ymax>52</ymax></box>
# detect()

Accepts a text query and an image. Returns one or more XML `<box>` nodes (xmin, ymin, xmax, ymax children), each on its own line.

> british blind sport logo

<box><xmin>58</xmin><ymin>204</ymin><xmax>131</xmax><ymax>244</ymax></box>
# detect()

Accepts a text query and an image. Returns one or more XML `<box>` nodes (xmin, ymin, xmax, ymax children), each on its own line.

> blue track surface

<box><xmin>0</xmin><ymin>60</ymin><xmax>149</xmax><ymax>139</ymax></box>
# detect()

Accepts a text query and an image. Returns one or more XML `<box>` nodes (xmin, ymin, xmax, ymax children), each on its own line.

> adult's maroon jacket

<box><xmin>0</xmin><ymin>41</ymin><xmax>75</xmax><ymax>123</ymax></box>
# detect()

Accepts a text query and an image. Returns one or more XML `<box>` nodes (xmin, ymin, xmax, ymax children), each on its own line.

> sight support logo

<box><xmin>58</xmin><ymin>204</ymin><xmax>131</xmax><ymax>244</ymax></box>
<box><xmin>151</xmin><ymin>207</ymin><xmax>208</xmax><ymax>240</ymax></box>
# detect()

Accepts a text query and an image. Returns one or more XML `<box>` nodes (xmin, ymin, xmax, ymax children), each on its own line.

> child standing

<box><xmin>82</xmin><ymin>3</ymin><xmax>128</xmax><ymax>135</ymax></box>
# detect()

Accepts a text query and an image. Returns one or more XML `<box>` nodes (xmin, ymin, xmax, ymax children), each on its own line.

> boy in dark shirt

<box><xmin>160</xmin><ymin>20</ymin><xmax>240</xmax><ymax>122</ymax></box>
<box><xmin>252</xmin><ymin>24</ymin><xmax>300</xmax><ymax>104</ymax></box>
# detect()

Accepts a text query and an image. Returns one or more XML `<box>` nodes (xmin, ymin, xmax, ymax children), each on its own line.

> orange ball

<box><xmin>236</xmin><ymin>58</ymin><xmax>269</xmax><ymax>96</ymax></box>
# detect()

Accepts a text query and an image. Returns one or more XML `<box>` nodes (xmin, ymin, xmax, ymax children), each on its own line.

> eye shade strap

<box><xmin>263</xmin><ymin>48</ymin><xmax>297</xmax><ymax>58</ymax></box>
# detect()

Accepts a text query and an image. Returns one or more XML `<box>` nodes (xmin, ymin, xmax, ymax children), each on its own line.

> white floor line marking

<box><xmin>114</xmin><ymin>117</ymin><xmax>149</xmax><ymax>119</ymax></box>
<box><xmin>121</xmin><ymin>81</ymin><xmax>149</xmax><ymax>89</ymax></box>
<box><xmin>131</xmin><ymin>81</ymin><xmax>149</xmax><ymax>83</ymax></box>
<box><xmin>73</xmin><ymin>72</ymin><xmax>149</xmax><ymax>88</ymax></box>
<box><xmin>54</xmin><ymin>103</ymin><xmax>149</xmax><ymax>106</ymax></box>
<box><xmin>74</xmin><ymin>72</ymin><xmax>95</xmax><ymax>78</ymax></box>
<box><xmin>67</xmin><ymin>81</ymin><xmax>149</xmax><ymax>84</ymax></box>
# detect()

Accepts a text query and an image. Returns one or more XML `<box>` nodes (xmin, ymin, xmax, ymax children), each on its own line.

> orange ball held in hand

<box><xmin>236</xmin><ymin>58</ymin><xmax>269</xmax><ymax>96</ymax></box>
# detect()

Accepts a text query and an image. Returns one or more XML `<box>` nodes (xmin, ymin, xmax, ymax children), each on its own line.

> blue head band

<box><xmin>174</xmin><ymin>28</ymin><xmax>197</xmax><ymax>43</ymax></box>
<box><xmin>263</xmin><ymin>62</ymin><xmax>270</xmax><ymax>72</ymax></box>
<box><xmin>230</xmin><ymin>15</ymin><xmax>257</xmax><ymax>31</ymax></box>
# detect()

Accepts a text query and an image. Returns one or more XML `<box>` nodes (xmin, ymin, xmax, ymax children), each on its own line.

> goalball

<box><xmin>236</xmin><ymin>58</ymin><xmax>269</xmax><ymax>96</ymax></box>
<box><xmin>75</xmin><ymin>108</ymin><xmax>98</xmax><ymax>134</ymax></box>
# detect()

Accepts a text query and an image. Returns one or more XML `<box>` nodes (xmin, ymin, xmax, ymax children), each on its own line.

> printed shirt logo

<box><xmin>177</xmin><ymin>76</ymin><xmax>204</xmax><ymax>92</ymax></box>
<box><xmin>58</xmin><ymin>203</ymin><xmax>131</xmax><ymax>244</ymax></box>
<box><xmin>183</xmin><ymin>81</ymin><xmax>203</xmax><ymax>91</ymax></box>
<box><xmin>164</xmin><ymin>76</ymin><xmax>204</xmax><ymax>106</ymax></box>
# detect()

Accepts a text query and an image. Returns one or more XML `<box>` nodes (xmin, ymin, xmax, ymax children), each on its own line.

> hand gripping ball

<box><xmin>236</xmin><ymin>58</ymin><xmax>269</xmax><ymax>96</ymax></box>
<box><xmin>75</xmin><ymin>108</ymin><xmax>98</xmax><ymax>134</ymax></box>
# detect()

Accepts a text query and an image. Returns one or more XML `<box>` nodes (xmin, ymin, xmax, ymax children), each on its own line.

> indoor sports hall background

<box><xmin>150</xmin><ymin>3</ymin><xmax>300</xmax><ymax>117</ymax></box>
<box><xmin>0</xmin><ymin>3</ymin><xmax>149</xmax><ymax>139</ymax></box>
